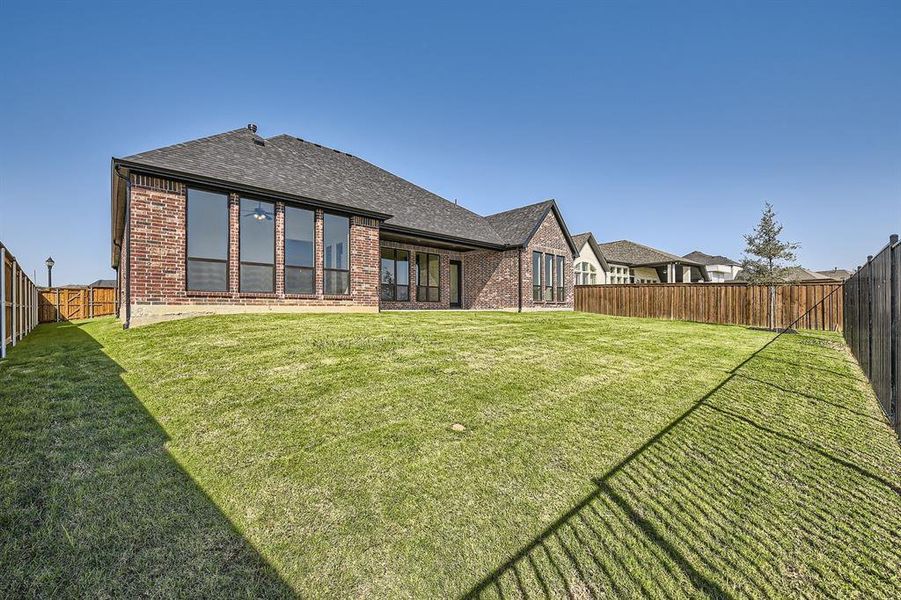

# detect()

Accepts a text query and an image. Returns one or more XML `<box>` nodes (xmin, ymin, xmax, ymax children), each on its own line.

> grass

<box><xmin>1</xmin><ymin>312</ymin><xmax>899</xmax><ymax>598</ymax></box>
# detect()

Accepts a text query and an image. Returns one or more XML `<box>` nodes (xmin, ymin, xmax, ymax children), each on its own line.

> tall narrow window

<box><xmin>532</xmin><ymin>251</ymin><xmax>542</xmax><ymax>301</ymax></box>
<box><xmin>240</xmin><ymin>198</ymin><xmax>275</xmax><ymax>293</ymax></box>
<box><xmin>416</xmin><ymin>253</ymin><xmax>440</xmax><ymax>302</ymax></box>
<box><xmin>324</xmin><ymin>213</ymin><xmax>350</xmax><ymax>294</ymax></box>
<box><xmin>380</xmin><ymin>248</ymin><xmax>410</xmax><ymax>301</ymax></box>
<box><xmin>186</xmin><ymin>188</ymin><xmax>228</xmax><ymax>292</ymax></box>
<box><xmin>556</xmin><ymin>255</ymin><xmax>564</xmax><ymax>300</ymax></box>
<box><xmin>544</xmin><ymin>253</ymin><xmax>554</xmax><ymax>301</ymax></box>
<box><xmin>285</xmin><ymin>206</ymin><xmax>315</xmax><ymax>294</ymax></box>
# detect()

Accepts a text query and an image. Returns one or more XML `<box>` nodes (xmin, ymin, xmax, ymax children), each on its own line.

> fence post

<box><xmin>867</xmin><ymin>255</ymin><xmax>874</xmax><ymax>381</ymax></box>
<box><xmin>55</xmin><ymin>288</ymin><xmax>60</xmax><ymax>322</ymax></box>
<box><xmin>11</xmin><ymin>261</ymin><xmax>17</xmax><ymax>346</ymax></box>
<box><xmin>89</xmin><ymin>287</ymin><xmax>94</xmax><ymax>319</ymax></box>
<box><xmin>0</xmin><ymin>247</ymin><xmax>5</xmax><ymax>359</ymax></box>
<box><xmin>890</xmin><ymin>235</ymin><xmax>899</xmax><ymax>430</ymax></box>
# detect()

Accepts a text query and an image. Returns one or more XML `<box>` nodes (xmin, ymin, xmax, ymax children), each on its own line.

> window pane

<box><xmin>417</xmin><ymin>254</ymin><xmax>427</xmax><ymax>286</ymax></box>
<box><xmin>381</xmin><ymin>248</ymin><xmax>396</xmax><ymax>285</ymax></box>
<box><xmin>380</xmin><ymin>283</ymin><xmax>394</xmax><ymax>301</ymax></box>
<box><xmin>533</xmin><ymin>285</ymin><xmax>541</xmax><ymax>301</ymax></box>
<box><xmin>187</xmin><ymin>259</ymin><xmax>227</xmax><ymax>292</ymax></box>
<box><xmin>187</xmin><ymin>189</ymin><xmax>228</xmax><ymax>260</ymax></box>
<box><xmin>241</xmin><ymin>264</ymin><xmax>273</xmax><ymax>293</ymax></box>
<box><xmin>240</xmin><ymin>198</ymin><xmax>275</xmax><ymax>264</ymax></box>
<box><xmin>325</xmin><ymin>270</ymin><xmax>349</xmax><ymax>295</ymax></box>
<box><xmin>286</xmin><ymin>266</ymin><xmax>314</xmax><ymax>294</ymax></box>
<box><xmin>397</xmin><ymin>285</ymin><xmax>409</xmax><ymax>301</ymax></box>
<box><xmin>324</xmin><ymin>214</ymin><xmax>349</xmax><ymax>270</ymax></box>
<box><xmin>285</xmin><ymin>206</ymin><xmax>314</xmax><ymax>267</ymax></box>
<box><xmin>428</xmin><ymin>254</ymin><xmax>439</xmax><ymax>286</ymax></box>
<box><xmin>396</xmin><ymin>251</ymin><xmax>409</xmax><ymax>285</ymax></box>
<box><xmin>532</xmin><ymin>251</ymin><xmax>541</xmax><ymax>287</ymax></box>
<box><xmin>556</xmin><ymin>256</ymin><xmax>564</xmax><ymax>287</ymax></box>
<box><xmin>428</xmin><ymin>286</ymin><xmax>439</xmax><ymax>302</ymax></box>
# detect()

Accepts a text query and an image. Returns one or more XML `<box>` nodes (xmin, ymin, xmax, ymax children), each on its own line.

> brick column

<box><xmin>275</xmin><ymin>202</ymin><xmax>285</xmax><ymax>296</ymax></box>
<box><xmin>229</xmin><ymin>194</ymin><xmax>240</xmax><ymax>295</ymax></box>
<box><xmin>315</xmin><ymin>209</ymin><xmax>324</xmax><ymax>297</ymax></box>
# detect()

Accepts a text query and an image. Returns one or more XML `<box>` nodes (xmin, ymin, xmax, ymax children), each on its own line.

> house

<box><xmin>572</xmin><ymin>232</ymin><xmax>609</xmax><ymax>284</ymax></box>
<box><xmin>111</xmin><ymin>125</ymin><xmax>578</xmax><ymax>326</ymax></box>
<box><xmin>596</xmin><ymin>240</ymin><xmax>710</xmax><ymax>283</ymax></box>
<box><xmin>735</xmin><ymin>267</ymin><xmax>842</xmax><ymax>283</ymax></box>
<box><xmin>816</xmin><ymin>268</ymin><xmax>852</xmax><ymax>281</ymax></box>
<box><xmin>682</xmin><ymin>251</ymin><xmax>742</xmax><ymax>283</ymax></box>
<box><xmin>87</xmin><ymin>279</ymin><xmax>117</xmax><ymax>288</ymax></box>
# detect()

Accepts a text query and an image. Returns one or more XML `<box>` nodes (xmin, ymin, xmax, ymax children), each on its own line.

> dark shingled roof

<box><xmin>88</xmin><ymin>279</ymin><xmax>117</xmax><ymax>288</ymax></box>
<box><xmin>816</xmin><ymin>268</ymin><xmax>852</xmax><ymax>281</ymax></box>
<box><xmin>683</xmin><ymin>250</ymin><xmax>740</xmax><ymax>267</ymax></box>
<box><xmin>485</xmin><ymin>200</ymin><xmax>554</xmax><ymax>245</ymax></box>
<box><xmin>599</xmin><ymin>240</ymin><xmax>703</xmax><ymax>267</ymax></box>
<box><xmin>117</xmin><ymin>128</ymin><xmax>510</xmax><ymax>247</ymax></box>
<box><xmin>571</xmin><ymin>232</ymin><xmax>610</xmax><ymax>270</ymax></box>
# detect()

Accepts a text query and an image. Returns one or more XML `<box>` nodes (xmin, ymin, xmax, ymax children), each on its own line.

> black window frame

<box><xmin>185</xmin><ymin>186</ymin><xmax>230</xmax><ymax>293</ymax></box>
<box><xmin>380</xmin><ymin>247</ymin><xmax>410</xmax><ymax>301</ymax></box>
<box><xmin>416</xmin><ymin>252</ymin><xmax>441</xmax><ymax>302</ymax></box>
<box><xmin>532</xmin><ymin>251</ymin><xmax>542</xmax><ymax>301</ymax></box>
<box><xmin>543</xmin><ymin>253</ymin><xmax>554</xmax><ymax>302</ymax></box>
<box><xmin>323</xmin><ymin>212</ymin><xmax>351</xmax><ymax>296</ymax></box>
<box><xmin>284</xmin><ymin>204</ymin><xmax>316</xmax><ymax>295</ymax></box>
<box><xmin>238</xmin><ymin>196</ymin><xmax>276</xmax><ymax>294</ymax></box>
<box><xmin>556</xmin><ymin>255</ymin><xmax>565</xmax><ymax>301</ymax></box>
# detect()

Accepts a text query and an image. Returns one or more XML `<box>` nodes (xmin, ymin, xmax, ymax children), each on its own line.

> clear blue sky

<box><xmin>1</xmin><ymin>0</ymin><xmax>898</xmax><ymax>286</ymax></box>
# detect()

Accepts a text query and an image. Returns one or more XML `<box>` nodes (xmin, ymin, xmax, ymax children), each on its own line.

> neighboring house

<box><xmin>597</xmin><ymin>240</ymin><xmax>710</xmax><ymax>283</ymax></box>
<box><xmin>87</xmin><ymin>279</ymin><xmax>117</xmax><ymax>288</ymax></box>
<box><xmin>572</xmin><ymin>232</ymin><xmax>609</xmax><ymax>285</ymax></box>
<box><xmin>111</xmin><ymin>125</ymin><xmax>578</xmax><ymax>326</ymax></box>
<box><xmin>816</xmin><ymin>268</ymin><xmax>852</xmax><ymax>281</ymax></box>
<box><xmin>682</xmin><ymin>251</ymin><xmax>742</xmax><ymax>283</ymax></box>
<box><xmin>735</xmin><ymin>267</ymin><xmax>841</xmax><ymax>283</ymax></box>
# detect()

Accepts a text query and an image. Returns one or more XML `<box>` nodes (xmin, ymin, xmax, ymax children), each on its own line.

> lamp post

<box><xmin>45</xmin><ymin>256</ymin><xmax>55</xmax><ymax>288</ymax></box>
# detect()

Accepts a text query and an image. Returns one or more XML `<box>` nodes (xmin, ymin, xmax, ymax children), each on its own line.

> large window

<box><xmin>556</xmin><ymin>255</ymin><xmax>564</xmax><ymax>300</ymax></box>
<box><xmin>285</xmin><ymin>206</ymin><xmax>315</xmax><ymax>294</ymax></box>
<box><xmin>416</xmin><ymin>252</ymin><xmax>440</xmax><ymax>302</ymax></box>
<box><xmin>532</xmin><ymin>251</ymin><xmax>542</xmax><ymax>301</ymax></box>
<box><xmin>324</xmin><ymin>213</ymin><xmax>350</xmax><ymax>294</ymax></box>
<box><xmin>186</xmin><ymin>188</ymin><xmax>229</xmax><ymax>292</ymax></box>
<box><xmin>240</xmin><ymin>198</ymin><xmax>275</xmax><ymax>293</ymax></box>
<box><xmin>543</xmin><ymin>253</ymin><xmax>554</xmax><ymax>301</ymax></box>
<box><xmin>575</xmin><ymin>261</ymin><xmax>598</xmax><ymax>285</ymax></box>
<box><xmin>381</xmin><ymin>248</ymin><xmax>410</xmax><ymax>301</ymax></box>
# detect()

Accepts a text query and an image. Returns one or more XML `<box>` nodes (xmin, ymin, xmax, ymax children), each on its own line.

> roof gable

<box><xmin>486</xmin><ymin>200</ymin><xmax>578</xmax><ymax>255</ymax></box>
<box><xmin>599</xmin><ymin>240</ymin><xmax>703</xmax><ymax>267</ymax></box>
<box><xmin>683</xmin><ymin>250</ymin><xmax>740</xmax><ymax>267</ymax></box>
<box><xmin>571</xmin><ymin>232</ymin><xmax>610</xmax><ymax>270</ymax></box>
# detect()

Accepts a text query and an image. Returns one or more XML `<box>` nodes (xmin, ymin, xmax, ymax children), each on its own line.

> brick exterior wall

<box><xmin>119</xmin><ymin>174</ymin><xmax>573</xmax><ymax>324</ymax></box>
<box><xmin>122</xmin><ymin>175</ymin><xmax>379</xmax><ymax>325</ymax></box>
<box><xmin>520</xmin><ymin>210</ymin><xmax>574</xmax><ymax>310</ymax></box>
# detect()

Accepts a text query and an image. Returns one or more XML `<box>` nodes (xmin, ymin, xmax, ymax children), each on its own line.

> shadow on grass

<box><xmin>0</xmin><ymin>323</ymin><xmax>294</xmax><ymax>598</ymax></box>
<box><xmin>464</xmin><ymin>331</ymin><xmax>901</xmax><ymax>599</ymax></box>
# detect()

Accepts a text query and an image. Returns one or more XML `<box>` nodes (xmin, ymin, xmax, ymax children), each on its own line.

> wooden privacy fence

<box><xmin>844</xmin><ymin>234</ymin><xmax>900</xmax><ymax>436</ymax></box>
<box><xmin>574</xmin><ymin>282</ymin><xmax>843</xmax><ymax>331</ymax></box>
<box><xmin>39</xmin><ymin>287</ymin><xmax>117</xmax><ymax>323</ymax></box>
<box><xmin>1</xmin><ymin>241</ymin><xmax>40</xmax><ymax>359</ymax></box>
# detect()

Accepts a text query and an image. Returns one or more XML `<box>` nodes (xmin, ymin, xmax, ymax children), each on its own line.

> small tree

<box><xmin>740</xmin><ymin>202</ymin><xmax>799</xmax><ymax>284</ymax></box>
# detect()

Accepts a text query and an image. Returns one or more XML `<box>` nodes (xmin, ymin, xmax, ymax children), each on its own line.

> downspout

<box><xmin>114</xmin><ymin>165</ymin><xmax>132</xmax><ymax>329</ymax></box>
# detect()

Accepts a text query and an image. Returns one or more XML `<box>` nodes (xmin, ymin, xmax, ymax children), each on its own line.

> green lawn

<box><xmin>1</xmin><ymin>312</ymin><xmax>899</xmax><ymax>598</ymax></box>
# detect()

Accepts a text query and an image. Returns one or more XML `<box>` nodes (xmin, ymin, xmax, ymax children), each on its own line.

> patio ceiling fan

<box><xmin>242</xmin><ymin>200</ymin><xmax>273</xmax><ymax>221</ymax></box>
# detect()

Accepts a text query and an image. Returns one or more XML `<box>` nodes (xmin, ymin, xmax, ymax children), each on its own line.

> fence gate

<box><xmin>38</xmin><ymin>286</ymin><xmax>117</xmax><ymax>323</ymax></box>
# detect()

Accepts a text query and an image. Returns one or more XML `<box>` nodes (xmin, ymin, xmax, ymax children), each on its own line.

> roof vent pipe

<box><xmin>247</xmin><ymin>123</ymin><xmax>258</xmax><ymax>133</ymax></box>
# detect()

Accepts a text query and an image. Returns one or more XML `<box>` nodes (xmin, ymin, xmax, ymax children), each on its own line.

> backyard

<box><xmin>1</xmin><ymin>312</ymin><xmax>899</xmax><ymax>598</ymax></box>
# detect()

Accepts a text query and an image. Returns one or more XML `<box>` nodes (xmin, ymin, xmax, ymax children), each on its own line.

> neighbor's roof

<box><xmin>682</xmin><ymin>250</ymin><xmax>740</xmax><ymax>267</ymax></box>
<box><xmin>599</xmin><ymin>240</ymin><xmax>704</xmax><ymax>267</ymax></box>
<box><xmin>735</xmin><ymin>266</ymin><xmax>840</xmax><ymax>283</ymax></box>
<box><xmin>88</xmin><ymin>279</ymin><xmax>117</xmax><ymax>288</ymax></box>
<box><xmin>816</xmin><ymin>268</ymin><xmax>852</xmax><ymax>281</ymax></box>
<box><xmin>571</xmin><ymin>232</ymin><xmax>610</xmax><ymax>271</ymax></box>
<box><xmin>114</xmin><ymin>127</ymin><xmax>545</xmax><ymax>250</ymax></box>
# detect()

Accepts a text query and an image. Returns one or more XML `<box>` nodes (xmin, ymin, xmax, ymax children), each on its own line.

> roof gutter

<box><xmin>379</xmin><ymin>223</ymin><xmax>508</xmax><ymax>251</ymax></box>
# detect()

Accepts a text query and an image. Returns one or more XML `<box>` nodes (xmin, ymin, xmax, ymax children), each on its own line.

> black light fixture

<box><xmin>45</xmin><ymin>256</ymin><xmax>55</xmax><ymax>287</ymax></box>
